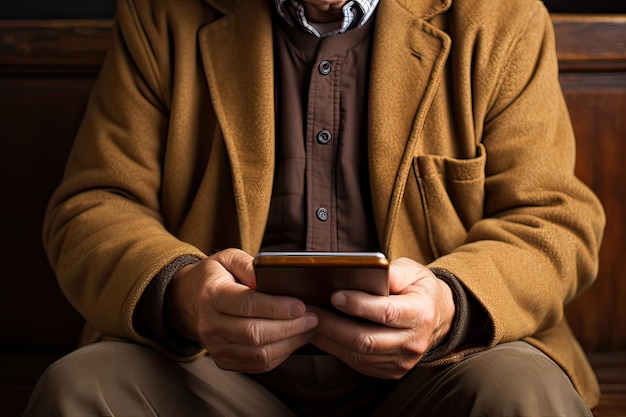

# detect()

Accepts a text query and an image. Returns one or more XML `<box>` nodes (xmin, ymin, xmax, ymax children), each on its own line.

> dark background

<box><xmin>0</xmin><ymin>0</ymin><xmax>625</xmax><ymax>19</ymax></box>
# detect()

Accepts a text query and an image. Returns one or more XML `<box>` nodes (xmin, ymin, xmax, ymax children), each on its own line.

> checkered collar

<box><xmin>274</xmin><ymin>0</ymin><xmax>379</xmax><ymax>37</ymax></box>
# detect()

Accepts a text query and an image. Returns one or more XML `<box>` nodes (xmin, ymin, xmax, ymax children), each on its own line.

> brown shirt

<box><xmin>261</xmin><ymin>17</ymin><xmax>379</xmax><ymax>252</ymax></box>
<box><xmin>260</xmin><ymin>12</ymin><xmax>482</xmax><ymax>365</ymax></box>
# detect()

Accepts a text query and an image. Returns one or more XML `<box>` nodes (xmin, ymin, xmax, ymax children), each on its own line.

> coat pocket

<box><xmin>414</xmin><ymin>143</ymin><xmax>486</xmax><ymax>258</ymax></box>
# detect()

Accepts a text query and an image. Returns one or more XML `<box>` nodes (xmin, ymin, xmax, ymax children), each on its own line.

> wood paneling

<box><xmin>0</xmin><ymin>19</ymin><xmax>112</xmax><ymax>75</ymax></box>
<box><xmin>0</xmin><ymin>77</ymin><xmax>90</xmax><ymax>353</ymax></box>
<box><xmin>562</xmin><ymin>73</ymin><xmax>626</xmax><ymax>351</ymax></box>
<box><xmin>0</xmin><ymin>20</ymin><xmax>110</xmax><ymax>354</ymax></box>
<box><xmin>552</xmin><ymin>14</ymin><xmax>626</xmax><ymax>71</ymax></box>
<box><xmin>552</xmin><ymin>15</ymin><xmax>626</xmax><ymax>352</ymax></box>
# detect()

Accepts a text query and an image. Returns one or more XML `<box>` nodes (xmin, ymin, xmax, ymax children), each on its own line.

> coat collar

<box><xmin>197</xmin><ymin>0</ymin><xmax>451</xmax><ymax>254</ymax></box>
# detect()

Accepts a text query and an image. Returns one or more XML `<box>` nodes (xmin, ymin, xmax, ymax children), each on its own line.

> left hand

<box><xmin>310</xmin><ymin>257</ymin><xmax>455</xmax><ymax>379</ymax></box>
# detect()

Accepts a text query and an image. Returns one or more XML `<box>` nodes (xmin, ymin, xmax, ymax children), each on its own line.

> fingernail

<box><xmin>304</xmin><ymin>314</ymin><xmax>319</xmax><ymax>330</ymax></box>
<box><xmin>290</xmin><ymin>303</ymin><xmax>305</xmax><ymax>318</ymax></box>
<box><xmin>332</xmin><ymin>292</ymin><xmax>347</xmax><ymax>307</ymax></box>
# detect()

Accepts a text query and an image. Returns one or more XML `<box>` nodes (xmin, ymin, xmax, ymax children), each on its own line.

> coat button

<box><xmin>319</xmin><ymin>60</ymin><xmax>331</xmax><ymax>75</ymax></box>
<box><xmin>316</xmin><ymin>207</ymin><xmax>329</xmax><ymax>222</ymax></box>
<box><xmin>317</xmin><ymin>129</ymin><xmax>332</xmax><ymax>144</ymax></box>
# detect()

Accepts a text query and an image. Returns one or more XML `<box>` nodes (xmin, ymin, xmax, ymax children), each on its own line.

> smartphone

<box><xmin>253</xmin><ymin>251</ymin><xmax>389</xmax><ymax>307</ymax></box>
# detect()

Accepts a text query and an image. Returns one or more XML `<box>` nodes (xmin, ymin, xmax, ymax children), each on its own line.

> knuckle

<box><xmin>347</xmin><ymin>350</ymin><xmax>364</xmax><ymax>369</ymax></box>
<box><xmin>238</xmin><ymin>293</ymin><xmax>256</xmax><ymax>317</ymax></box>
<box><xmin>245</xmin><ymin>320</ymin><xmax>265</xmax><ymax>346</ymax></box>
<box><xmin>213</xmin><ymin>248</ymin><xmax>236</xmax><ymax>264</ymax></box>
<box><xmin>422</xmin><ymin>310</ymin><xmax>438</xmax><ymax>332</ymax></box>
<box><xmin>412</xmin><ymin>303</ymin><xmax>437</xmax><ymax>330</ymax></box>
<box><xmin>353</xmin><ymin>332</ymin><xmax>377</xmax><ymax>354</ymax></box>
<box><xmin>388</xmin><ymin>355</ymin><xmax>418</xmax><ymax>379</ymax></box>
<box><xmin>380</xmin><ymin>300</ymin><xmax>401</xmax><ymax>324</ymax></box>
<box><xmin>407</xmin><ymin>337</ymin><xmax>430</xmax><ymax>357</ymax></box>
<box><xmin>396</xmin><ymin>358</ymin><xmax>414</xmax><ymax>375</ymax></box>
<box><xmin>254</xmin><ymin>346</ymin><xmax>274</xmax><ymax>371</ymax></box>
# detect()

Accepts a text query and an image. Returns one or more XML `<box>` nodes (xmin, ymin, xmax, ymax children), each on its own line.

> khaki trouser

<box><xmin>24</xmin><ymin>340</ymin><xmax>592</xmax><ymax>417</ymax></box>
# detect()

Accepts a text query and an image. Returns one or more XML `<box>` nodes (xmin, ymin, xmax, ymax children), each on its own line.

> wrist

<box><xmin>164</xmin><ymin>263</ymin><xmax>200</xmax><ymax>343</ymax></box>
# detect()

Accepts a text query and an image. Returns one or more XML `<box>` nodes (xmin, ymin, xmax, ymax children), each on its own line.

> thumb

<box><xmin>212</xmin><ymin>249</ymin><xmax>257</xmax><ymax>289</ymax></box>
<box><xmin>388</xmin><ymin>257</ymin><xmax>432</xmax><ymax>294</ymax></box>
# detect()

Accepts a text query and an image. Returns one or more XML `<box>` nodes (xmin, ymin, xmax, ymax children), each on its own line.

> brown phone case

<box><xmin>253</xmin><ymin>252</ymin><xmax>389</xmax><ymax>306</ymax></box>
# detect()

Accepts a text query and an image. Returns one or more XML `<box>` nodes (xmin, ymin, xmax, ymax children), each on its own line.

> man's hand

<box><xmin>165</xmin><ymin>248</ymin><xmax>319</xmax><ymax>373</ymax></box>
<box><xmin>310</xmin><ymin>257</ymin><xmax>455</xmax><ymax>379</ymax></box>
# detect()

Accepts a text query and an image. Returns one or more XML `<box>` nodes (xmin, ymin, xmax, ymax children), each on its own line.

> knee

<box><xmin>461</xmin><ymin>343</ymin><xmax>556</xmax><ymax>393</ymax></box>
<box><xmin>452</xmin><ymin>342</ymin><xmax>592</xmax><ymax>416</ymax></box>
<box><xmin>23</xmin><ymin>341</ymin><xmax>169</xmax><ymax>416</ymax></box>
<box><xmin>23</xmin><ymin>344</ymin><xmax>107</xmax><ymax>416</ymax></box>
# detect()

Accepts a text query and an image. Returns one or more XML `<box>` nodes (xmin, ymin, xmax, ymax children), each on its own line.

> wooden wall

<box><xmin>0</xmin><ymin>20</ymin><xmax>111</xmax><ymax>355</ymax></box>
<box><xmin>0</xmin><ymin>15</ymin><xmax>625</xmax><ymax>356</ymax></box>
<box><xmin>555</xmin><ymin>15</ymin><xmax>626</xmax><ymax>351</ymax></box>
<box><xmin>2</xmin><ymin>0</ymin><xmax>626</xmax><ymax>19</ymax></box>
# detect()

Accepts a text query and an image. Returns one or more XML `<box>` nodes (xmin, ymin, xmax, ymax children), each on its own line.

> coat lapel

<box><xmin>198</xmin><ymin>0</ymin><xmax>275</xmax><ymax>253</ymax></box>
<box><xmin>368</xmin><ymin>0</ymin><xmax>451</xmax><ymax>254</ymax></box>
<box><xmin>197</xmin><ymin>0</ymin><xmax>451</xmax><ymax>254</ymax></box>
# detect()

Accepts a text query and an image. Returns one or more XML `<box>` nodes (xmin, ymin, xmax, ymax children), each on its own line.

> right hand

<box><xmin>165</xmin><ymin>248</ymin><xmax>319</xmax><ymax>373</ymax></box>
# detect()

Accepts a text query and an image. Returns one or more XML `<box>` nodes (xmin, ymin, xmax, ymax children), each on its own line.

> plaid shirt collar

<box><xmin>275</xmin><ymin>0</ymin><xmax>379</xmax><ymax>38</ymax></box>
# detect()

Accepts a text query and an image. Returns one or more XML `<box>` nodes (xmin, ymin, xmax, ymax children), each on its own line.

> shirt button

<box><xmin>316</xmin><ymin>207</ymin><xmax>329</xmax><ymax>222</ymax></box>
<box><xmin>319</xmin><ymin>60</ymin><xmax>331</xmax><ymax>75</ymax></box>
<box><xmin>317</xmin><ymin>129</ymin><xmax>332</xmax><ymax>144</ymax></box>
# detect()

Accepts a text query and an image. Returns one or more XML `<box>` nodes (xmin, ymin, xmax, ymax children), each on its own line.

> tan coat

<box><xmin>43</xmin><ymin>0</ymin><xmax>605</xmax><ymax>407</ymax></box>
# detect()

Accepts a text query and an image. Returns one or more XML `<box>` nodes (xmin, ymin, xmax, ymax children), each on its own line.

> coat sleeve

<box><xmin>42</xmin><ymin>0</ymin><xmax>208</xmax><ymax>357</ymax></box>
<box><xmin>428</xmin><ymin>4</ymin><xmax>605</xmax><ymax>349</ymax></box>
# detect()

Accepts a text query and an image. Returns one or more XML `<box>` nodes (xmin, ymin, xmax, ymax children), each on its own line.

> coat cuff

<box><xmin>133</xmin><ymin>255</ymin><xmax>204</xmax><ymax>358</ymax></box>
<box><xmin>422</xmin><ymin>268</ymin><xmax>491</xmax><ymax>362</ymax></box>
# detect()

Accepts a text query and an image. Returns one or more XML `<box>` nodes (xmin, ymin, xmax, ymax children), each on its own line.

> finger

<box><xmin>312</xmin><ymin>332</ymin><xmax>414</xmax><ymax>380</ymax></box>
<box><xmin>208</xmin><ymin>313</ymin><xmax>319</xmax><ymax>347</ymax></box>
<box><xmin>211</xmin><ymin>248</ymin><xmax>257</xmax><ymax>288</ymax></box>
<box><xmin>331</xmin><ymin>289</ymin><xmax>426</xmax><ymax>328</ymax></box>
<box><xmin>311</xmin><ymin>308</ymin><xmax>426</xmax><ymax>378</ymax></box>
<box><xmin>210</xmin><ymin>331</ymin><xmax>317</xmax><ymax>373</ymax></box>
<box><xmin>311</xmin><ymin>307</ymin><xmax>401</xmax><ymax>354</ymax></box>
<box><xmin>313</xmin><ymin>306</ymin><xmax>431</xmax><ymax>358</ymax></box>
<box><xmin>388</xmin><ymin>257</ymin><xmax>432</xmax><ymax>294</ymax></box>
<box><xmin>211</xmin><ymin>281</ymin><xmax>310</xmax><ymax>320</ymax></box>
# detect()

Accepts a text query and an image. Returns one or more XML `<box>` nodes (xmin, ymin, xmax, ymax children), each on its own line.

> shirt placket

<box><xmin>306</xmin><ymin>47</ymin><xmax>342</xmax><ymax>251</ymax></box>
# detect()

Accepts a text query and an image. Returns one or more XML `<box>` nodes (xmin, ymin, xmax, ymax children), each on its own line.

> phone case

<box><xmin>254</xmin><ymin>252</ymin><xmax>389</xmax><ymax>306</ymax></box>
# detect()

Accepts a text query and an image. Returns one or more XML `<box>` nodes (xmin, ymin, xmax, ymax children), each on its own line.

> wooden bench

<box><xmin>0</xmin><ymin>14</ymin><xmax>624</xmax><ymax>416</ymax></box>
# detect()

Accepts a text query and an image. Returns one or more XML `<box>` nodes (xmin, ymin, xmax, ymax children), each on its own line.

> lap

<box><xmin>24</xmin><ymin>340</ymin><xmax>591</xmax><ymax>417</ymax></box>
<box><xmin>23</xmin><ymin>339</ymin><xmax>296</xmax><ymax>417</ymax></box>
<box><xmin>374</xmin><ymin>341</ymin><xmax>592</xmax><ymax>417</ymax></box>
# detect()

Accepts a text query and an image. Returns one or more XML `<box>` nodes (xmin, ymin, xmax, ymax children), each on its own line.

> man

<box><xmin>24</xmin><ymin>0</ymin><xmax>605</xmax><ymax>415</ymax></box>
